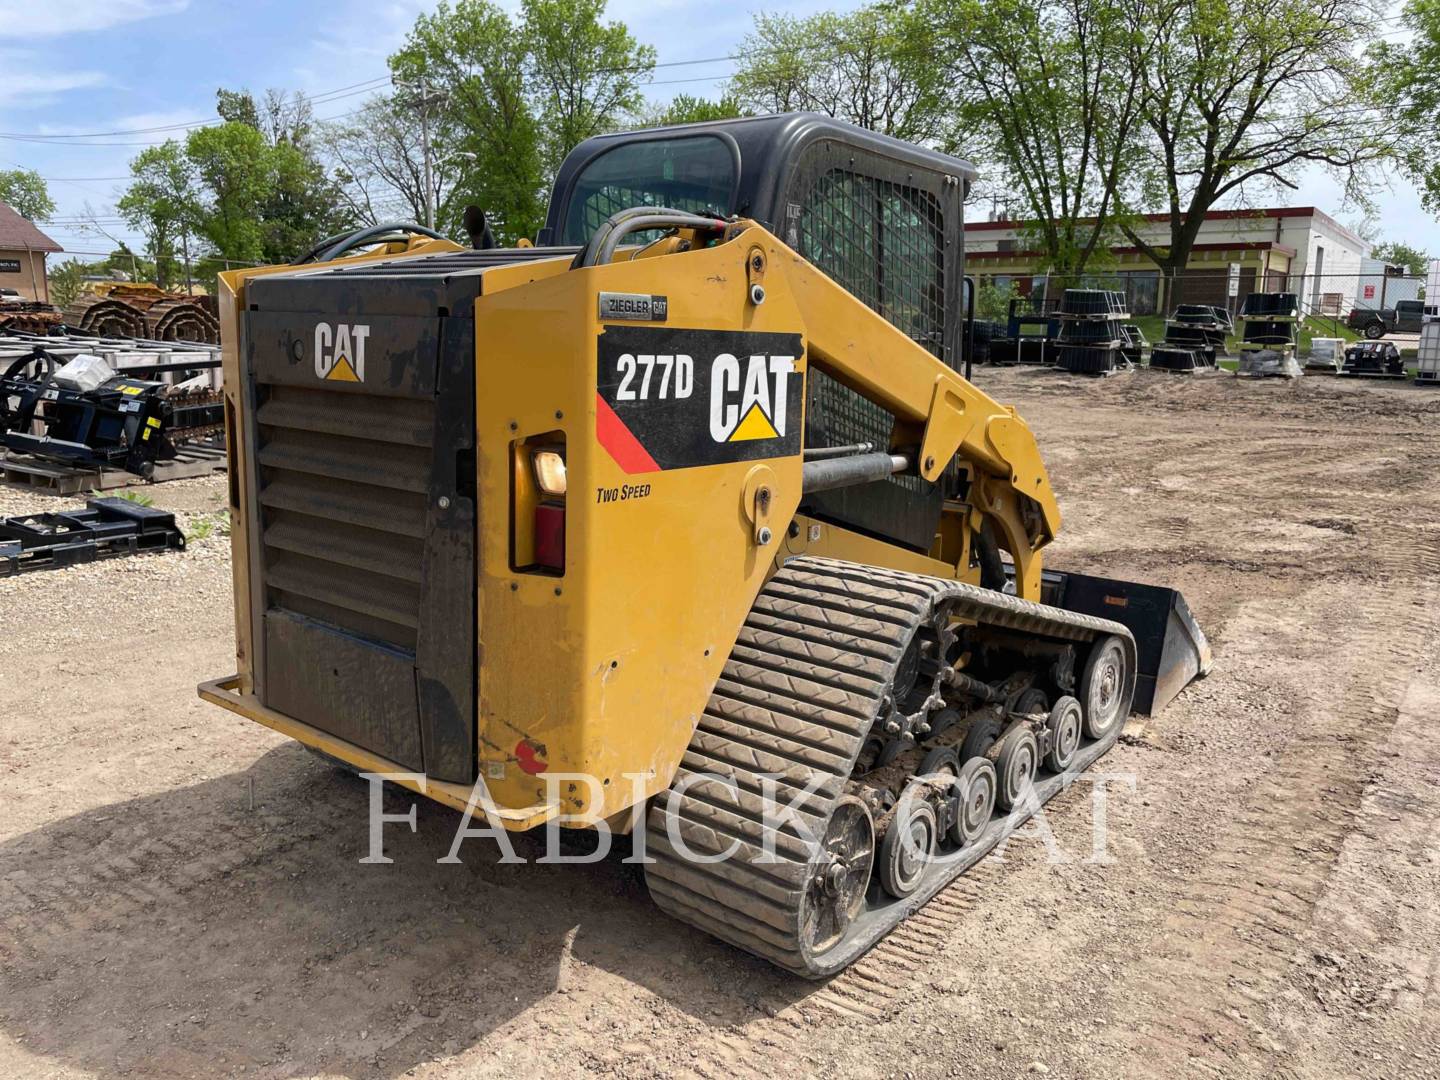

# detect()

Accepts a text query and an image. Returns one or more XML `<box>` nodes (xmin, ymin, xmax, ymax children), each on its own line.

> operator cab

<box><xmin>542</xmin><ymin>113</ymin><xmax>977</xmax><ymax>551</ymax></box>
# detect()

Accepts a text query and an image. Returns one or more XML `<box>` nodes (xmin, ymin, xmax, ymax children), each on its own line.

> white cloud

<box><xmin>0</xmin><ymin>0</ymin><xmax>190</xmax><ymax>39</ymax></box>
<box><xmin>0</xmin><ymin>70</ymin><xmax>107</xmax><ymax>109</ymax></box>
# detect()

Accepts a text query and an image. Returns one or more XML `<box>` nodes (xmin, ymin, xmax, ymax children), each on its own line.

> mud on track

<box><xmin>1</xmin><ymin>367</ymin><xmax>1437</xmax><ymax>1078</ymax></box>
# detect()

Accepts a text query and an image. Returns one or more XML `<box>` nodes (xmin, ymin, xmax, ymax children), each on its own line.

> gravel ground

<box><xmin>1</xmin><ymin>367</ymin><xmax>1438</xmax><ymax>1079</ymax></box>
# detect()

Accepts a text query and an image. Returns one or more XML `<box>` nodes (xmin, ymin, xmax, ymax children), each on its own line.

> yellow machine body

<box><xmin>202</xmin><ymin>223</ymin><xmax>1058</xmax><ymax>829</ymax></box>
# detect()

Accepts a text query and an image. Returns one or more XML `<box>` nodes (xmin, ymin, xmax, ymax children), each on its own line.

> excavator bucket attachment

<box><xmin>1040</xmin><ymin>570</ymin><xmax>1212</xmax><ymax>714</ymax></box>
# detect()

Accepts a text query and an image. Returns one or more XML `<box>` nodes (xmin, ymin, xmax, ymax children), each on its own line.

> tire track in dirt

<box><xmin>1094</xmin><ymin>533</ymin><xmax>1440</xmax><ymax>1077</ymax></box>
<box><xmin>633</xmin><ymin>787</ymin><xmax>1103</xmax><ymax>1079</ymax></box>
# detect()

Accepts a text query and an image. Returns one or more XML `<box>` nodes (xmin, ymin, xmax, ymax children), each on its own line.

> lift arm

<box><xmin>743</xmin><ymin>225</ymin><xmax>1062</xmax><ymax>599</ymax></box>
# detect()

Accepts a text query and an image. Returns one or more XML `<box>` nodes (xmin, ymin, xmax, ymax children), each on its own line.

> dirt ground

<box><xmin>2</xmin><ymin>367</ymin><xmax>1439</xmax><ymax>1079</ymax></box>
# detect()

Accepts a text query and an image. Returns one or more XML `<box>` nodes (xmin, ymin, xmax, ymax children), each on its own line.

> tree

<box><xmin>641</xmin><ymin>94</ymin><xmax>744</xmax><ymax>128</ymax></box>
<box><xmin>390</xmin><ymin>0</ymin><xmax>550</xmax><ymax>243</ymax></box>
<box><xmin>184</xmin><ymin>120</ymin><xmax>272</xmax><ymax>267</ymax></box>
<box><xmin>322</xmin><ymin>96</ymin><xmax>445</xmax><ymax>226</ymax></box>
<box><xmin>1118</xmin><ymin>0</ymin><xmax>1389</xmax><ymax>306</ymax></box>
<box><xmin>0</xmin><ymin>169</ymin><xmax>55</xmax><ymax>222</ymax></box>
<box><xmin>731</xmin><ymin>7</ymin><xmax>945</xmax><ymax>143</ymax></box>
<box><xmin>387</xmin><ymin>0</ymin><xmax>653</xmax><ymax>244</ymax></box>
<box><xmin>168</xmin><ymin>89</ymin><xmax>348</xmax><ymax>272</ymax></box>
<box><xmin>523</xmin><ymin>0</ymin><xmax>655</xmax><ymax>171</ymax></box>
<box><xmin>117</xmin><ymin>141</ymin><xmax>201</xmax><ymax>290</ymax></box>
<box><xmin>1370</xmin><ymin>240</ymin><xmax>1429</xmax><ymax>276</ymax></box>
<box><xmin>1375</xmin><ymin>0</ymin><xmax>1440</xmax><ymax>216</ymax></box>
<box><xmin>929</xmin><ymin>0</ymin><xmax>1148</xmax><ymax>276</ymax></box>
<box><xmin>47</xmin><ymin>257</ymin><xmax>91</xmax><ymax>308</ymax></box>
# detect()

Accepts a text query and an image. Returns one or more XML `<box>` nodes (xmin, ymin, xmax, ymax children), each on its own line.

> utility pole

<box><xmin>395</xmin><ymin>76</ymin><xmax>442</xmax><ymax>230</ymax></box>
<box><xmin>418</xmin><ymin>76</ymin><xmax>435</xmax><ymax>230</ymax></box>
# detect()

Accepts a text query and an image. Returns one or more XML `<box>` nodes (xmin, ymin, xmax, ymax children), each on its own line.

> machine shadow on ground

<box><xmin>0</xmin><ymin>742</ymin><xmax>821</xmax><ymax>1078</ymax></box>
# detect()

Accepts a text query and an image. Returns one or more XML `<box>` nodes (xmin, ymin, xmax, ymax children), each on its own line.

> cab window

<box><xmin>560</xmin><ymin>136</ymin><xmax>737</xmax><ymax>246</ymax></box>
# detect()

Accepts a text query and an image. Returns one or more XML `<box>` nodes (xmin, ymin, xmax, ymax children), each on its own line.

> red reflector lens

<box><xmin>534</xmin><ymin>504</ymin><xmax>565</xmax><ymax>571</ymax></box>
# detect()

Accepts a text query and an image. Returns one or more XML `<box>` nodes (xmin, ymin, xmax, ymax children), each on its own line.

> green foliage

<box><xmin>94</xmin><ymin>488</ymin><xmax>155</xmax><ymax>507</ymax></box>
<box><xmin>117</xmin><ymin>141</ymin><xmax>200</xmax><ymax>290</ymax></box>
<box><xmin>975</xmin><ymin>279</ymin><xmax>1020</xmax><ymax>323</ymax></box>
<box><xmin>522</xmin><ymin>0</ymin><xmax>655</xmax><ymax>172</ymax></box>
<box><xmin>0</xmin><ymin>168</ymin><xmax>55</xmax><ymax>222</ymax></box>
<box><xmin>731</xmin><ymin>7</ymin><xmax>944</xmax><ymax>142</ymax></box>
<box><xmin>646</xmin><ymin>94</ymin><xmax>744</xmax><ymax>127</ymax></box>
<box><xmin>98</xmin><ymin>244</ymin><xmax>156</xmax><ymax>282</ymax></box>
<box><xmin>387</xmin><ymin>0</ymin><xmax>654</xmax><ymax>244</ymax></box>
<box><xmin>185</xmin><ymin>510</ymin><xmax>231</xmax><ymax>543</ymax></box>
<box><xmin>46</xmin><ymin>258</ymin><xmax>90</xmax><ymax>308</ymax></box>
<box><xmin>931</xmin><ymin>0</ymin><xmax>1147</xmax><ymax>275</ymax></box>
<box><xmin>1370</xmin><ymin>239</ymin><xmax>1429</xmax><ymax>276</ymax></box>
<box><xmin>1376</xmin><ymin>0</ymin><xmax>1440</xmax><ymax>216</ymax></box>
<box><xmin>113</xmin><ymin>89</ymin><xmax>349</xmax><ymax>282</ymax></box>
<box><xmin>1117</xmin><ymin>0</ymin><xmax>1387</xmax><ymax>290</ymax></box>
<box><xmin>390</xmin><ymin>0</ymin><xmax>548</xmax><ymax>243</ymax></box>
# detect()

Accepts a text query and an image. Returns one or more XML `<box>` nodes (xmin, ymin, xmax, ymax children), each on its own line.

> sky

<box><xmin>2</xmin><ymin>0</ymin><xmax>1436</xmax><ymax>259</ymax></box>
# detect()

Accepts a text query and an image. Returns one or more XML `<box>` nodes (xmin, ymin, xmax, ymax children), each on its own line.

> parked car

<box><xmin>1346</xmin><ymin>298</ymin><xmax>1425</xmax><ymax>338</ymax></box>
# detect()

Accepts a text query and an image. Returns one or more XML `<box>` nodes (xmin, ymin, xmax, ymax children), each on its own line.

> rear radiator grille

<box><xmin>255</xmin><ymin>384</ymin><xmax>433</xmax><ymax>652</ymax></box>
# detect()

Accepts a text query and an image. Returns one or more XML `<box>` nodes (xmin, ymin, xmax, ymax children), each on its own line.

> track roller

<box><xmin>878</xmin><ymin>789</ymin><xmax>938</xmax><ymax>899</ymax></box>
<box><xmin>1043</xmin><ymin>696</ymin><xmax>1083</xmax><ymax>772</ymax></box>
<box><xmin>949</xmin><ymin>758</ymin><xmax>997</xmax><ymax>847</ymax></box>
<box><xmin>994</xmin><ymin>724</ymin><xmax>1039</xmax><ymax>810</ymax></box>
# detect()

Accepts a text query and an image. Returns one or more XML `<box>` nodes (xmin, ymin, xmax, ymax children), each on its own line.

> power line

<box><xmin>0</xmin><ymin>53</ymin><xmax>743</xmax><ymax>144</ymax></box>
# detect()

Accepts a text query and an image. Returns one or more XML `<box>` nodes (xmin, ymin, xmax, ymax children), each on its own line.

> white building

<box><xmin>967</xmin><ymin>206</ymin><xmax>1370</xmax><ymax>315</ymax></box>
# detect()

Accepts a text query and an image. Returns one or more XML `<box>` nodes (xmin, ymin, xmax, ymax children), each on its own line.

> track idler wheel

<box><xmin>1043</xmin><ymin>696</ymin><xmax>1083</xmax><ymax>773</ymax></box>
<box><xmin>799</xmin><ymin>795</ymin><xmax>876</xmax><ymax>954</ymax></box>
<box><xmin>994</xmin><ymin>724</ymin><xmax>1039</xmax><ymax>810</ymax></box>
<box><xmin>950</xmin><ymin>758</ymin><xmax>997</xmax><ymax>847</ymax></box>
<box><xmin>1080</xmin><ymin>634</ymin><xmax>1133</xmax><ymax>740</ymax></box>
<box><xmin>878</xmin><ymin>788</ymin><xmax>938</xmax><ymax>899</ymax></box>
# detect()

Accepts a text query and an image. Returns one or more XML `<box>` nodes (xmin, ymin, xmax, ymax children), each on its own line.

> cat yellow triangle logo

<box><xmin>326</xmin><ymin>355</ymin><xmax>361</xmax><ymax>383</ymax></box>
<box><xmin>728</xmin><ymin>402</ymin><xmax>780</xmax><ymax>442</ymax></box>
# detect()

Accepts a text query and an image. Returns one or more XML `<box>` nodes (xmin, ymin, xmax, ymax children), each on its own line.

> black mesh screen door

<box><xmin>785</xmin><ymin>140</ymin><xmax>962</xmax><ymax>552</ymax></box>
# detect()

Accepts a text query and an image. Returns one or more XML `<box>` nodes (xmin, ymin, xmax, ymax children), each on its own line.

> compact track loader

<box><xmin>201</xmin><ymin>114</ymin><xmax>1210</xmax><ymax>976</ymax></box>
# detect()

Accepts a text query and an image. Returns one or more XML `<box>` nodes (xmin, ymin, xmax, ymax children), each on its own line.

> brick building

<box><xmin>0</xmin><ymin>200</ymin><xmax>63</xmax><ymax>303</ymax></box>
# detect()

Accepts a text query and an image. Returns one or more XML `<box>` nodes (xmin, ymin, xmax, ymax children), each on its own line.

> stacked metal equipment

<box><xmin>1055</xmin><ymin>289</ymin><xmax>1132</xmax><ymax>375</ymax></box>
<box><xmin>62</xmin><ymin>285</ymin><xmax>220</xmax><ymax>344</ymax></box>
<box><xmin>0</xmin><ymin>298</ymin><xmax>63</xmax><ymax>334</ymax></box>
<box><xmin>1170</xmin><ymin>304</ymin><xmax>1231</xmax><ymax>357</ymax></box>
<box><xmin>1150</xmin><ymin>304</ymin><xmax>1224</xmax><ymax>372</ymax></box>
<box><xmin>1416</xmin><ymin>321</ymin><xmax>1440</xmax><ymax>386</ymax></box>
<box><xmin>1235</xmin><ymin>292</ymin><xmax>1302</xmax><ymax>378</ymax></box>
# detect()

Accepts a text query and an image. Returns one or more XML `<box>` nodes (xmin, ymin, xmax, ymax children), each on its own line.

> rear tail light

<box><xmin>511</xmin><ymin>436</ymin><xmax>566</xmax><ymax>575</ymax></box>
<box><xmin>532</xmin><ymin>445</ymin><xmax>566</xmax><ymax>571</ymax></box>
<box><xmin>534</xmin><ymin>503</ymin><xmax>565</xmax><ymax>570</ymax></box>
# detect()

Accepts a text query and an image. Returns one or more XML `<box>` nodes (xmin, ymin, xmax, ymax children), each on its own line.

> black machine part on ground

<box><xmin>0</xmin><ymin>347</ymin><xmax>204</xmax><ymax>477</ymax></box>
<box><xmin>1009</xmin><ymin>565</ymin><xmax>1213</xmax><ymax>714</ymax></box>
<box><xmin>0</xmin><ymin>496</ymin><xmax>185</xmax><ymax>575</ymax></box>
<box><xmin>1042</xmin><ymin>569</ymin><xmax>1211</xmax><ymax>713</ymax></box>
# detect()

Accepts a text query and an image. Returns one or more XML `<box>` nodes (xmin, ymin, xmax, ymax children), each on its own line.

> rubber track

<box><xmin>645</xmin><ymin>555</ymin><xmax>1134</xmax><ymax>977</ymax></box>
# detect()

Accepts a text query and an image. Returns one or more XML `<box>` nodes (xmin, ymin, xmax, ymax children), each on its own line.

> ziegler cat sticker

<box><xmin>596</xmin><ymin>326</ymin><xmax>804</xmax><ymax>473</ymax></box>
